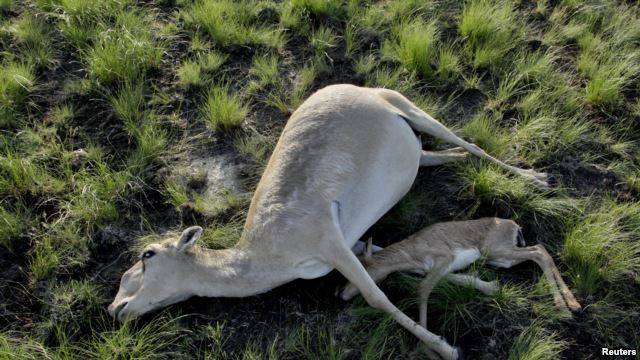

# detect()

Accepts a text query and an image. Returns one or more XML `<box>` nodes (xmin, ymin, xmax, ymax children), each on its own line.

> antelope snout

<box><xmin>107</xmin><ymin>301</ymin><xmax>129</xmax><ymax>321</ymax></box>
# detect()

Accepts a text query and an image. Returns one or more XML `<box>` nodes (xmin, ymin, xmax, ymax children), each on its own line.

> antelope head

<box><xmin>108</xmin><ymin>226</ymin><xmax>204</xmax><ymax>321</ymax></box>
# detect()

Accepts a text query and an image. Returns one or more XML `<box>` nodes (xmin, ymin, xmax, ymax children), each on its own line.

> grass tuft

<box><xmin>383</xmin><ymin>19</ymin><xmax>439</xmax><ymax>80</ymax></box>
<box><xmin>459</xmin><ymin>0</ymin><xmax>520</xmax><ymax>68</ymax></box>
<box><xmin>508</xmin><ymin>324</ymin><xmax>566</xmax><ymax>360</ymax></box>
<box><xmin>460</xmin><ymin>162</ymin><xmax>577</xmax><ymax>220</ymax></box>
<box><xmin>0</xmin><ymin>205</ymin><xmax>24</xmax><ymax>250</ymax></box>
<box><xmin>201</xmin><ymin>85</ymin><xmax>249</xmax><ymax>131</ymax></box>
<box><xmin>186</xmin><ymin>0</ymin><xmax>283</xmax><ymax>48</ymax></box>
<box><xmin>0</xmin><ymin>61</ymin><xmax>35</xmax><ymax>127</ymax></box>
<box><xmin>85</xmin><ymin>11</ymin><xmax>163</xmax><ymax>85</ymax></box>
<box><xmin>8</xmin><ymin>14</ymin><xmax>52</xmax><ymax>67</ymax></box>
<box><xmin>38</xmin><ymin>280</ymin><xmax>104</xmax><ymax>341</ymax></box>
<box><xmin>291</xmin><ymin>0</ymin><xmax>344</xmax><ymax>18</ymax></box>
<box><xmin>563</xmin><ymin>200</ymin><xmax>640</xmax><ymax>295</ymax></box>
<box><xmin>177</xmin><ymin>52</ymin><xmax>227</xmax><ymax>88</ymax></box>
<box><xmin>78</xmin><ymin>316</ymin><xmax>184</xmax><ymax>359</ymax></box>
<box><xmin>463</xmin><ymin>113</ymin><xmax>510</xmax><ymax>157</ymax></box>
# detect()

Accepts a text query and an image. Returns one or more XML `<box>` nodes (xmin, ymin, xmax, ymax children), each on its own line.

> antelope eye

<box><xmin>141</xmin><ymin>250</ymin><xmax>156</xmax><ymax>259</ymax></box>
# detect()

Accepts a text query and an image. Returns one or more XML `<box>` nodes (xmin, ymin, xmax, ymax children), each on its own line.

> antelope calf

<box><xmin>340</xmin><ymin>218</ymin><xmax>581</xmax><ymax>330</ymax></box>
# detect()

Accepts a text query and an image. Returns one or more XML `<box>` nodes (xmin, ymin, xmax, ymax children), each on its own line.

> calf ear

<box><xmin>176</xmin><ymin>226</ymin><xmax>203</xmax><ymax>252</ymax></box>
<box><xmin>364</xmin><ymin>237</ymin><xmax>373</xmax><ymax>263</ymax></box>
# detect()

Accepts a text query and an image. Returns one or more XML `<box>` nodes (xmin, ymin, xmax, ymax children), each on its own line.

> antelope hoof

<box><xmin>483</xmin><ymin>280</ymin><xmax>500</xmax><ymax>295</ymax></box>
<box><xmin>521</xmin><ymin>169</ymin><xmax>549</xmax><ymax>189</ymax></box>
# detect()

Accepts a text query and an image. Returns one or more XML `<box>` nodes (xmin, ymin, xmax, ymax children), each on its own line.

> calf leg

<box><xmin>446</xmin><ymin>273</ymin><xmax>499</xmax><ymax>295</ymax></box>
<box><xmin>531</xmin><ymin>245</ymin><xmax>581</xmax><ymax>312</ymax></box>
<box><xmin>419</xmin><ymin>260</ymin><xmax>452</xmax><ymax>329</ymax></box>
<box><xmin>488</xmin><ymin>245</ymin><xmax>580</xmax><ymax>313</ymax></box>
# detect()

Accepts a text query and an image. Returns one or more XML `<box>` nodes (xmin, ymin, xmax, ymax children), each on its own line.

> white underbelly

<box><xmin>448</xmin><ymin>248</ymin><xmax>481</xmax><ymax>272</ymax></box>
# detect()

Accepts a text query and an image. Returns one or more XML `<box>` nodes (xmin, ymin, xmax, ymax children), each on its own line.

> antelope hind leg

<box><xmin>420</xmin><ymin>148</ymin><xmax>469</xmax><ymax>167</ymax></box>
<box><xmin>377</xmin><ymin>88</ymin><xmax>549</xmax><ymax>188</ymax></box>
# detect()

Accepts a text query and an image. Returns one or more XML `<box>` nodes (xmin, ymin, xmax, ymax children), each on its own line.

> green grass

<box><xmin>201</xmin><ymin>85</ymin><xmax>249</xmax><ymax>131</ymax></box>
<box><xmin>108</xmin><ymin>81</ymin><xmax>146</xmax><ymax>133</ymax></box>
<box><xmin>508</xmin><ymin>324</ymin><xmax>566</xmax><ymax>360</ymax></box>
<box><xmin>460</xmin><ymin>162</ymin><xmax>577</xmax><ymax>219</ymax></box>
<box><xmin>8</xmin><ymin>14</ymin><xmax>52</xmax><ymax>66</ymax></box>
<box><xmin>577</xmin><ymin>38</ymin><xmax>640</xmax><ymax>106</ymax></box>
<box><xmin>2</xmin><ymin>0</ymin><xmax>640</xmax><ymax>359</ymax></box>
<box><xmin>0</xmin><ymin>154</ymin><xmax>64</xmax><ymax>197</ymax></box>
<box><xmin>292</xmin><ymin>0</ymin><xmax>344</xmax><ymax>18</ymax></box>
<box><xmin>459</xmin><ymin>0</ymin><xmax>521</xmax><ymax>68</ymax></box>
<box><xmin>63</xmin><ymin>155</ymin><xmax>129</xmax><ymax>226</ymax></box>
<box><xmin>163</xmin><ymin>179</ymin><xmax>189</xmax><ymax>209</ymax></box>
<box><xmin>176</xmin><ymin>52</ymin><xmax>227</xmax><ymax>88</ymax></box>
<box><xmin>562</xmin><ymin>200</ymin><xmax>640</xmax><ymax>295</ymax></box>
<box><xmin>0</xmin><ymin>331</ymin><xmax>48</xmax><ymax>359</ymax></box>
<box><xmin>78</xmin><ymin>317</ymin><xmax>184</xmax><ymax>359</ymax></box>
<box><xmin>310</xmin><ymin>25</ymin><xmax>337</xmax><ymax>67</ymax></box>
<box><xmin>383</xmin><ymin>19</ymin><xmax>439</xmax><ymax>80</ymax></box>
<box><xmin>289</xmin><ymin>63</ymin><xmax>317</xmax><ymax>110</ymax></box>
<box><xmin>463</xmin><ymin>112</ymin><xmax>510</xmax><ymax>157</ymax></box>
<box><xmin>247</xmin><ymin>53</ymin><xmax>280</xmax><ymax>92</ymax></box>
<box><xmin>0</xmin><ymin>61</ymin><xmax>35</xmax><ymax>127</ymax></box>
<box><xmin>514</xmin><ymin>114</ymin><xmax>590</xmax><ymax>163</ymax></box>
<box><xmin>29</xmin><ymin>237</ymin><xmax>60</xmax><ymax>281</ymax></box>
<box><xmin>84</xmin><ymin>11</ymin><xmax>163</xmax><ymax>85</ymax></box>
<box><xmin>185</xmin><ymin>0</ymin><xmax>283</xmax><ymax>49</ymax></box>
<box><xmin>127</xmin><ymin>121</ymin><xmax>167</xmax><ymax>175</ymax></box>
<box><xmin>0</xmin><ymin>205</ymin><xmax>24</xmax><ymax>250</ymax></box>
<box><xmin>38</xmin><ymin>280</ymin><xmax>104</xmax><ymax>341</ymax></box>
<box><xmin>200</xmin><ymin>219</ymin><xmax>243</xmax><ymax>249</ymax></box>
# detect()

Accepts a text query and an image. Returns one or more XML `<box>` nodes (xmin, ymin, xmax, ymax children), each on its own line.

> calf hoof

<box><xmin>567</xmin><ymin>299</ymin><xmax>582</xmax><ymax>313</ymax></box>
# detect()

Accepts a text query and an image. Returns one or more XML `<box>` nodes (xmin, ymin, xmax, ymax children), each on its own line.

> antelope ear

<box><xmin>176</xmin><ymin>226</ymin><xmax>203</xmax><ymax>252</ymax></box>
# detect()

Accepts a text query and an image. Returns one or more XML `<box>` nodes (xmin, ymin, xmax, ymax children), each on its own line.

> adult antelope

<box><xmin>108</xmin><ymin>84</ymin><xmax>548</xmax><ymax>360</ymax></box>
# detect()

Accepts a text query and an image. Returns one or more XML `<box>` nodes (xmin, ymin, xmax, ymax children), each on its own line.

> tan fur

<box><xmin>340</xmin><ymin>218</ymin><xmax>582</xmax><ymax>331</ymax></box>
<box><xmin>109</xmin><ymin>85</ymin><xmax>550</xmax><ymax>360</ymax></box>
